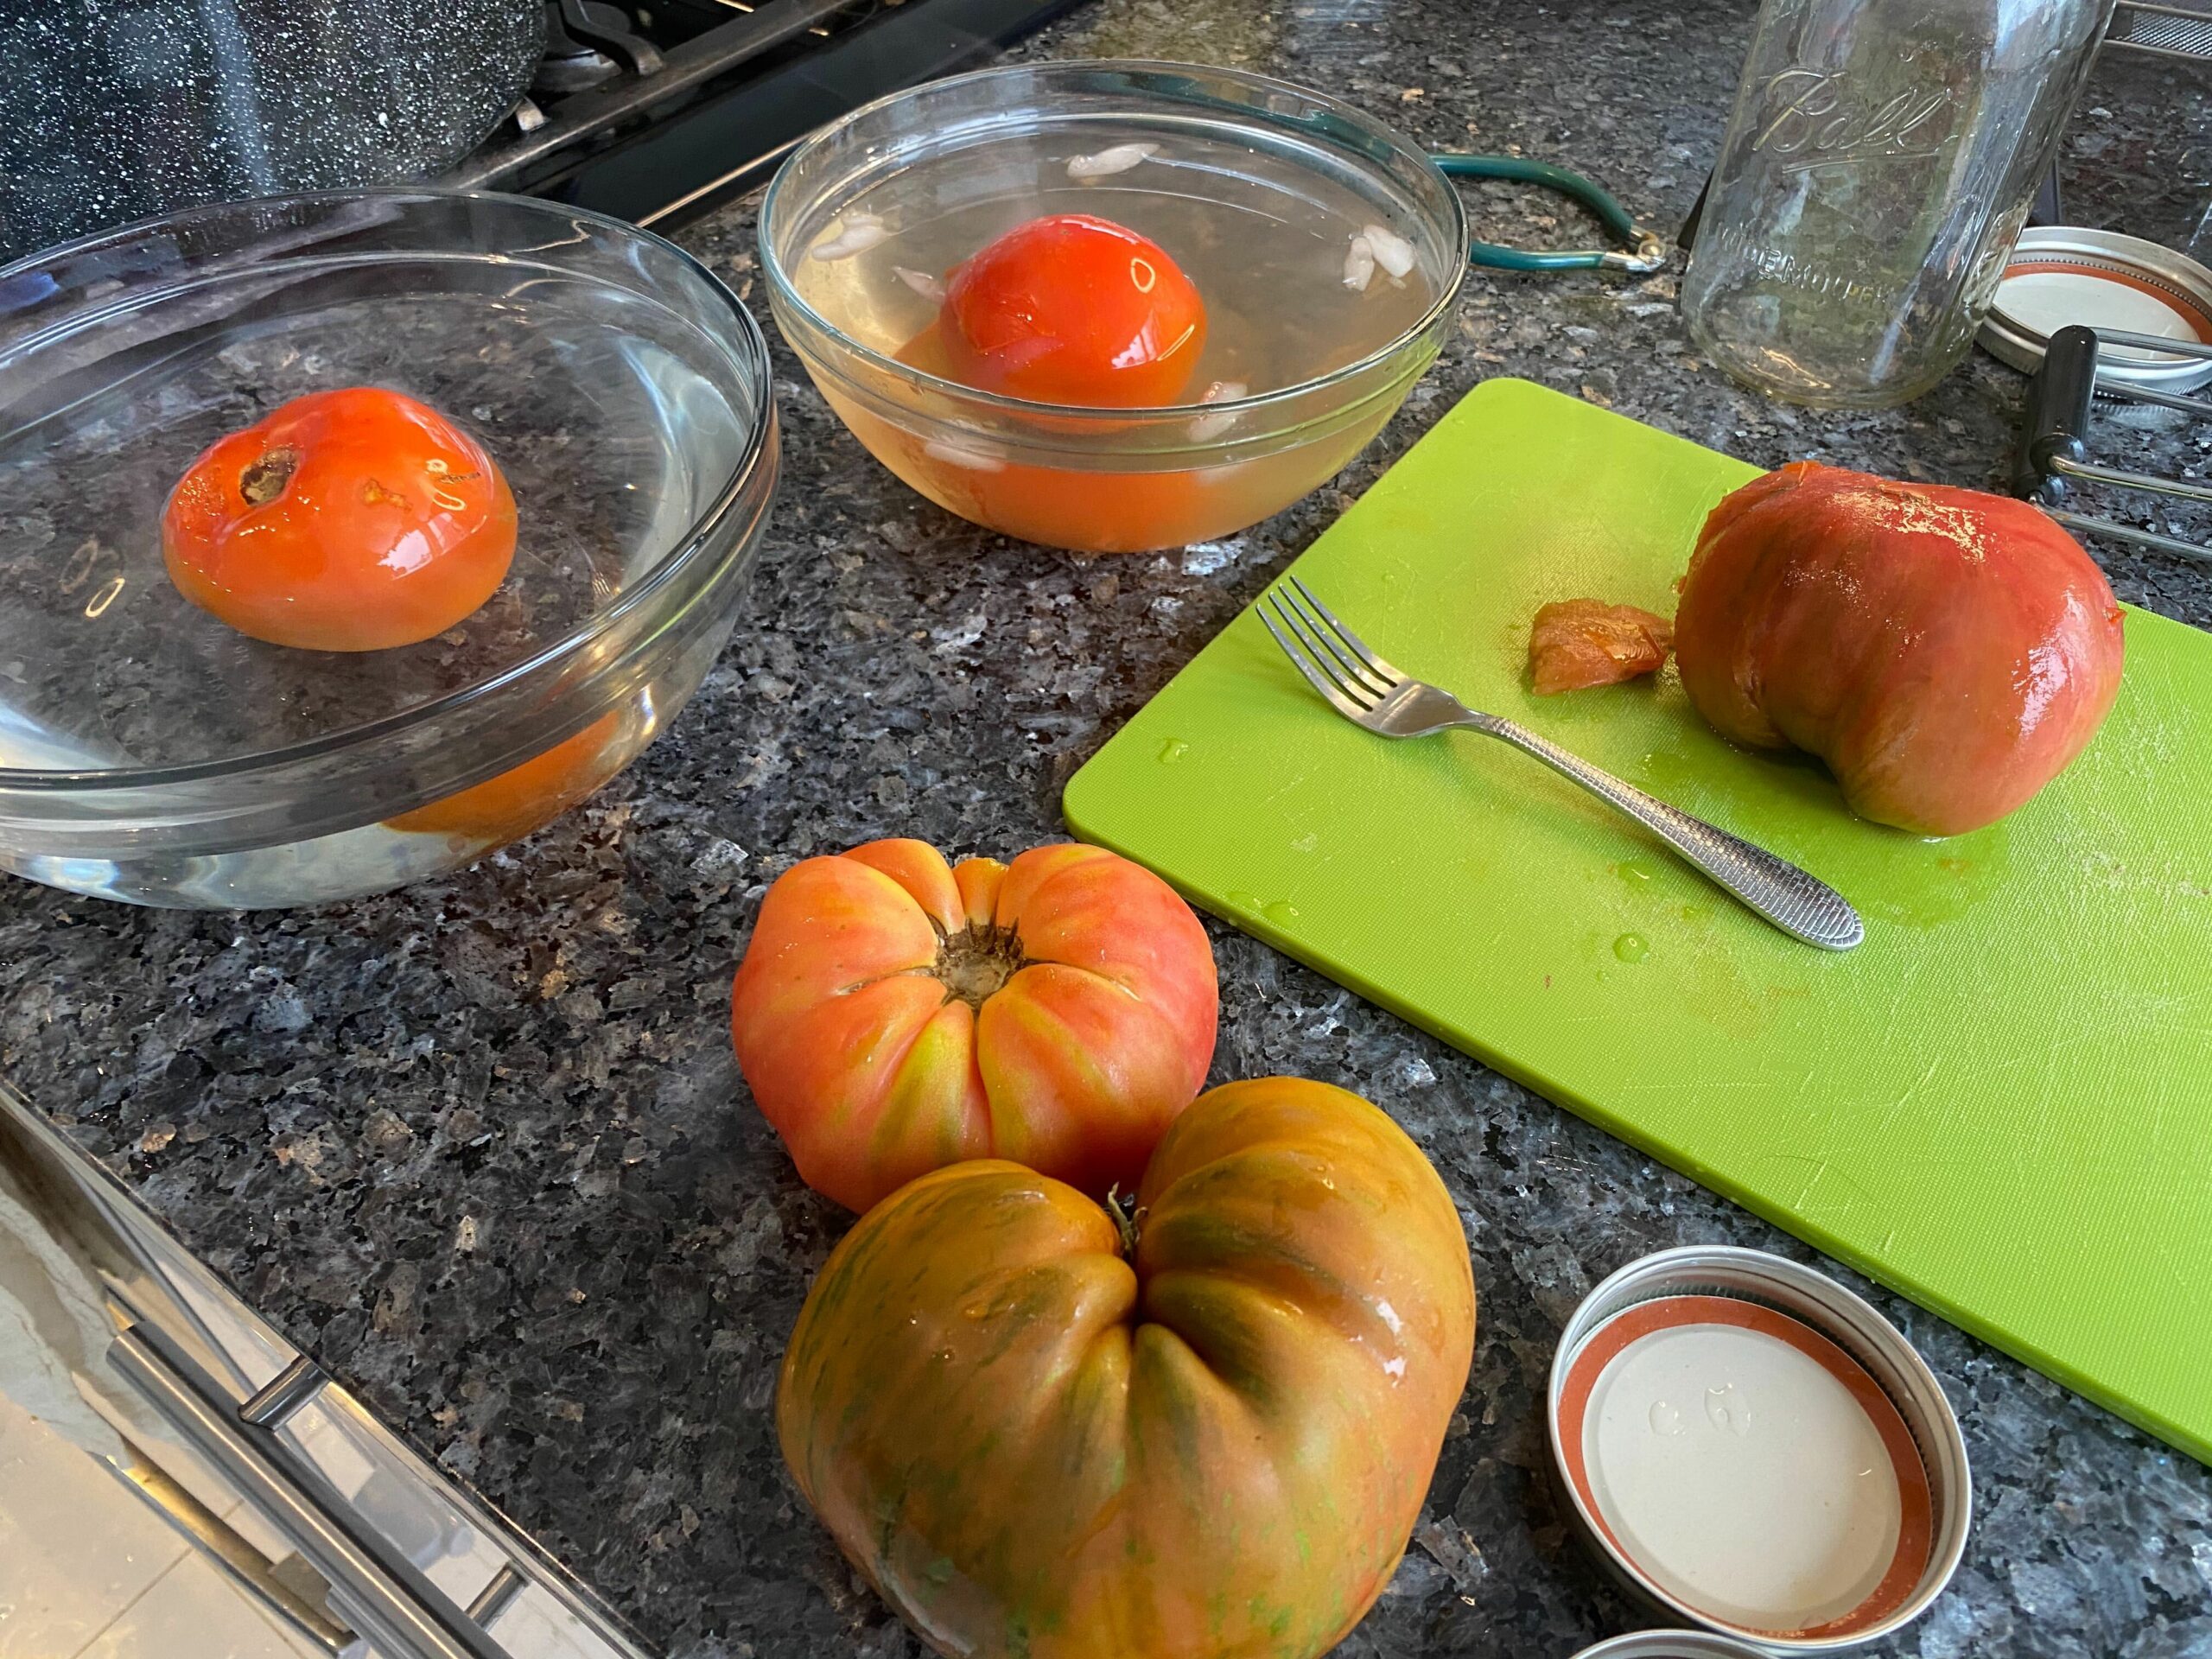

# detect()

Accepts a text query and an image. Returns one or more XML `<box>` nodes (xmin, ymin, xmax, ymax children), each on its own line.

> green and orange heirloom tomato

<box><xmin>728</xmin><ymin>838</ymin><xmax>1218</xmax><ymax>1213</ymax></box>
<box><xmin>777</xmin><ymin>1076</ymin><xmax>1478</xmax><ymax>1659</ymax></box>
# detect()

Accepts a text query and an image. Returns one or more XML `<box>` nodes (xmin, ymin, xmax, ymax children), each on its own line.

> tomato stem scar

<box><xmin>238</xmin><ymin>445</ymin><xmax>301</xmax><ymax>505</ymax></box>
<box><xmin>1103</xmin><ymin>1185</ymin><xmax>1146</xmax><ymax>1258</ymax></box>
<box><xmin>933</xmin><ymin>923</ymin><xmax>1027</xmax><ymax>1010</ymax></box>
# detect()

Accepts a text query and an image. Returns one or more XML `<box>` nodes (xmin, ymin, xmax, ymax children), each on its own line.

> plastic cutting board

<box><xmin>1063</xmin><ymin>378</ymin><xmax>2212</xmax><ymax>1462</ymax></box>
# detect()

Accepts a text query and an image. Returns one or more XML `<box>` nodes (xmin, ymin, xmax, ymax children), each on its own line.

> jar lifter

<box><xmin>2015</xmin><ymin>323</ymin><xmax>2212</xmax><ymax>565</ymax></box>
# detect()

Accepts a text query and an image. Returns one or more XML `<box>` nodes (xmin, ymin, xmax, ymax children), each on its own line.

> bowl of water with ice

<box><xmin>759</xmin><ymin>60</ymin><xmax>1466</xmax><ymax>554</ymax></box>
<box><xmin>0</xmin><ymin>190</ymin><xmax>775</xmax><ymax>908</ymax></box>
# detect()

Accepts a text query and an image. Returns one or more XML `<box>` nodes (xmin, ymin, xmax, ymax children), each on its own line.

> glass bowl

<box><xmin>759</xmin><ymin>60</ymin><xmax>1466</xmax><ymax>554</ymax></box>
<box><xmin>0</xmin><ymin>189</ymin><xmax>777</xmax><ymax>908</ymax></box>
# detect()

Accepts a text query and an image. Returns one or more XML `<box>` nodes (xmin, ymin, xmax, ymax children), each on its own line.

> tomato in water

<box><xmin>938</xmin><ymin>213</ymin><xmax>1206</xmax><ymax>407</ymax></box>
<box><xmin>162</xmin><ymin>386</ymin><xmax>517</xmax><ymax>652</ymax></box>
<box><xmin>892</xmin><ymin>319</ymin><xmax>1205</xmax><ymax>552</ymax></box>
<box><xmin>383</xmin><ymin>711</ymin><xmax>622</xmax><ymax>849</ymax></box>
<box><xmin>893</xmin><ymin>217</ymin><xmax>1211</xmax><ymax>550</ymax></box>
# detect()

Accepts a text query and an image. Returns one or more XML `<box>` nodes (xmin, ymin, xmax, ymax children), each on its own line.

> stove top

<box><xmin>445</xmin><ymin>0</ymin><xmax>1086</xmax><ymax>229</ymax></box>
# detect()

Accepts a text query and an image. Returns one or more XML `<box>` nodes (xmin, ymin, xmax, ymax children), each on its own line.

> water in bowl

<box><xmin>786</xmin><ymin>118</ymin><xmax>1448</xmax><ymax>550</ymax></box>
<box><xmin>0</xmin><ymin>277</ymin><xmax>753</xmax><ymax>904</ymax></box>
<box><xmin>793</xmin><ymin>122</ymin><xmax>1442</xmax><ymax>396</ymax></box>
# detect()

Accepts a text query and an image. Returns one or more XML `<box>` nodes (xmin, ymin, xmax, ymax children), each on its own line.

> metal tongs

<box><xmin>2014</xmin><ymin>322</ymin><xmax>2212</xmax><ymax>564</ymax></box>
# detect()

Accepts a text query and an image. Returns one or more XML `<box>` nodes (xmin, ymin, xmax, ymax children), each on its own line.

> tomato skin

<box><xmin>939</xmin><ymin>214</ymin><xmax>1206</xmax><ymax>407</ymax></box>
<box><xmin>777</xmin><ymin>1077</ymin><xmax>1477</xmax><ymax>1659</ymax></box>
<box><xmin>162</xmin><ymin>386</ymin><xmax>517</xmax><ymax>652</ymax></box>
<box><xmin>728</xmin><ymin>838</ymin><xmax>1217</xmax><ymax>1213</ymax></box>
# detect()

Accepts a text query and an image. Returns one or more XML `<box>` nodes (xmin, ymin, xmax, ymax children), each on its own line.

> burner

<box><xmin>450</xmin><ymin>0</ymin><xmax>1087</xmax><ymax>228</ymax></box>
<box><xmin>534</xmin><ymin>0</ymin><xmax>652</xmax><ymax>93</ymax></box>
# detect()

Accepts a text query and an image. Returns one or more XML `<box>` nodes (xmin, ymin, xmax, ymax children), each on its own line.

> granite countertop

<box><xmin>4</xmin><ymin>2</ymin><xmax>2211</xmax><ymax>1656</ymax></box>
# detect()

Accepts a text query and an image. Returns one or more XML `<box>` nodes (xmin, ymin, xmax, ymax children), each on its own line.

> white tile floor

<box><xmin>0</xmin><ymin>1389</ymin><xmax>321</xmax><ymax>1659</ymax></box>
<box><xmin>76</xmin><ymin>1554</ymin><xmax>322</xmax><ymax>1659</ymax></box>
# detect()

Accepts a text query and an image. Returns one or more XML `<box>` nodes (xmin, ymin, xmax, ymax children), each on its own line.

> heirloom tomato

<box><xmin>1676</xmin><ymin>461</ymin><xmax>2125</xmax><ymax>835</ymax></box>
<box><xmin>729</xmin><ymin>839</ymin><xmax>1217</xmax><ymax>1212</ymax></box>
<box><xmin>777</xmin><ymin>1077</ymin><xmax>1478</xmax><ymax>1659</ymax></box>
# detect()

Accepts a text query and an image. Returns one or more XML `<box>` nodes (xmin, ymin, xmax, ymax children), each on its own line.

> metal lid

<box><xmin>1979</xmin><ymin>226</ymin><xmax>2212</xmax><ymax>392</ymax></box>
<box><xmin>1572</xmin><ymin>1635</ymin><xmax>1777</xmax><ymax>1659</ymax></box>
<box><xmin>1547</xmin><ymin>1248</ymin><xmax>1972</xmax><ymax>1654</ymax></box>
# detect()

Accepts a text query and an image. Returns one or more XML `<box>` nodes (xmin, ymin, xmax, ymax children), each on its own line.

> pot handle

<box><xmin>1431</xmin><ymin>154</ymin><xmax>1669</xmax><ymax>275</ymax></box>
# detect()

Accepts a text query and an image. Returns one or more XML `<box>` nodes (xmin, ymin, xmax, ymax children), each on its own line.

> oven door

<box><xmin>0</xmin><ymin>1077</ymin><xmax>655</xmax><ymax>1659</ymax></box>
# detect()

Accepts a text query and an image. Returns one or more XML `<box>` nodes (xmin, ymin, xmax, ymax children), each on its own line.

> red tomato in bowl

<box><xmin>874</xmin><ymin>219</ymin><xmax>1216</xmax><ymax>548</ymax></box>
<box><xmin>939</xmin><ymin>213</ymin><xmax>1207</xmax><ymax>407</ymax></box>
<box><xmin>162</xmin><ymin>386</ymin><xmax>516</xmax><ymax>652</ymax></box>
<box><xmin>729</xmin><ymin>838</ymin><xmax>1218</xmax><ymax>1213</ymax></box>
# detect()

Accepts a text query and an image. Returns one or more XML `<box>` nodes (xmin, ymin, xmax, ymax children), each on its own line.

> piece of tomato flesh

<box><xmin>1528</xmin><ymin>600</ymin><xmax>1675</xmax><ymax>694</ymax></box>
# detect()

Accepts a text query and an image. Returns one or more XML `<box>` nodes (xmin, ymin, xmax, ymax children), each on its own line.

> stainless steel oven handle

<box><xmin>110</xmin><ymin>1321</ymin><xmax>514</xmax><ymax>1659</ymax></box>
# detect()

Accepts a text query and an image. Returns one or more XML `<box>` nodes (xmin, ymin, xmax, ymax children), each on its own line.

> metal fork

<box><xmin>1259</xmin><ymin>575</ymin><xmax>1865</xmax><ymax>951</ymax></box>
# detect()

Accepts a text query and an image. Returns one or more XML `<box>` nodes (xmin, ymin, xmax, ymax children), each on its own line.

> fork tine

<box><xmin>1275</xmin><ymin>580</ymin><xmax>1395</xmax><ymax>698</ymax></box>
<box><xmin>1260</xmin><ymin>602</ymin><xmax>1373</xmax><ymax>716</ymax></box>
<box><xmin>1265</xmin><ymin>591</ymin><xmax>1382</xmax><ymax>709</ymax></box>
<box><xmin>1287</xmin><ymin>573</ymin><xmax>1402</xmax><ymax>684</ymax></box>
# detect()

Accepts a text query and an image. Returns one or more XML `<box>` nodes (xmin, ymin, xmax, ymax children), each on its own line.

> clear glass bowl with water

<box><xmin>760</xmin><ymin>60</ymin><xmax>1466</xmax><ymax>554</ymax></box>
<box><xmin>0</xmin><ymin>190</ymin><xmax>777</xmax><ymax>907</ymax></box>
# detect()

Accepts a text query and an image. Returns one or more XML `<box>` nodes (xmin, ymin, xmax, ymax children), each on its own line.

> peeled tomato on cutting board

<box><xmin>1673</xmin><ymin>461</ymin><xmax>2126</xmax><ymax>836</ymax></box>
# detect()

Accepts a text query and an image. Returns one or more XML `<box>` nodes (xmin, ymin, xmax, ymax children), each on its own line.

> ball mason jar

<box><xmin>1682</xmin><ymin>0</ymin><xmax>2114</xmax><ymax>408</ymax></box>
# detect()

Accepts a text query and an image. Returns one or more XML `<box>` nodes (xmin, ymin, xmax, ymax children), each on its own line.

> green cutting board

<box><xmin>1064</xmin><ymin>378</ymin><xmax>2212</xmax><ymax>1463</ymax></box>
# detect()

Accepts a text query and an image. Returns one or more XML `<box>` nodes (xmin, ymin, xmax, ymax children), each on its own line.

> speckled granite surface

<box><xmin>4</xmin><ymin>3</ymin><xmax>2212</xmax><ymax>1656</ymax></box>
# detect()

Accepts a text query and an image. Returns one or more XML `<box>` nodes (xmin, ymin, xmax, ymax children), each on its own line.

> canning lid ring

<box><xmin>1546</xmin><ymin>1246</ymin><xmax>1971</xmax><ymax>1654</ymax></box>
<box><xmin>1979</xmin><ymin>226</ymin><xmax>2212</xmax><ymax>392</ymax></box>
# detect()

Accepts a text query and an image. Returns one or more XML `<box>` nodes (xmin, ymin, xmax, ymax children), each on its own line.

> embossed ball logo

<box><xmin>1750</xmin><ymin>69</ymin><xmax>1960</xmax><ymax>174</ymax></box>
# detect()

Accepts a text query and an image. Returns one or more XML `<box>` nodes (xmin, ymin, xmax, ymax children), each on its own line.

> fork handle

<box><xmin>1481</xmin><ymin>718</ymin><xmax>1866</xmax><ymax>950</ymax></box>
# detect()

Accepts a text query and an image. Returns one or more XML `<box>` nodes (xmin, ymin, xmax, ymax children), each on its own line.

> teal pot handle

<box><xmin>1432</xmin><ymin>154</ymin><xmax>1669</xmax><ymax>274</ymax></box>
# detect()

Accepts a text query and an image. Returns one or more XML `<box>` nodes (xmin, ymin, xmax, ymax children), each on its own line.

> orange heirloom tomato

<box><xmin>162</xmin><ymin>386</ymin><xmax>517</xmax><ymax>652</ymax></box>
<box><xmin>939</xmin><ymin>213</ymin><xmax>1207</xmax><ymax>407</ymax></box>
<box><xmin>778</xmin><ymin>1077</ymin><xmax>1478</xmax><ymax>1659</ymax></box>
<box><xmin>728</xmin><ymin>838</ymin><xmax>1217</xmax><ymax>1213</ymax></box>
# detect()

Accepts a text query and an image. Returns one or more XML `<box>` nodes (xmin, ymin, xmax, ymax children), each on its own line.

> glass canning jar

<box><xmin>1682</xmin><ymin>0</ymin><xmax>2114</xmax><ymax>408</ymax></box>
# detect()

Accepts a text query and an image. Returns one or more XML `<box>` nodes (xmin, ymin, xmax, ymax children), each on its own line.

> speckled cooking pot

<box><xmin>0</xmin><ymin>0</ymin><xmax>543</xmax><ymax>261</ymax></box>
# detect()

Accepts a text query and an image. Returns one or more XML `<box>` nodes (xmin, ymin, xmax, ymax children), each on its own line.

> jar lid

<box><xmin>1547</xmin><ymin>1248</ymin><xmax>1971</xmax><ymax>1654</ymax></box>
<box><xmin>1570</xmin><ymin>1635</ymin><xmax>1776</xmax><ymax>1659</ymax></box>
<box><xmin>1979</xmin><ymin>226</ymin><xmax>2212</xmax><ymax>392</ymax></box>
